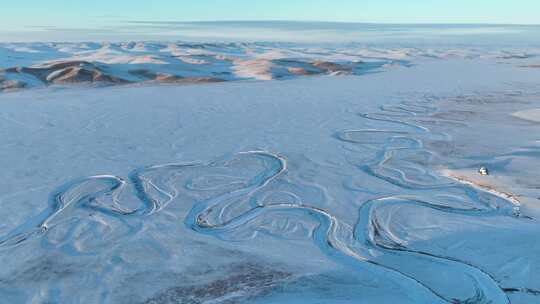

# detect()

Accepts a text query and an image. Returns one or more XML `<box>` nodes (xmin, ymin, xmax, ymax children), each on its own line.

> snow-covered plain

<box><xmin>1</xmin><ymin>37</ymin><xmax>540</xmax><ymax>303</ymax></box>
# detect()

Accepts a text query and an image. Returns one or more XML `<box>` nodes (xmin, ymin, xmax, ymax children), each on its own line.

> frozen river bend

<box><xmin>0</xmin><ymin>54</ymin><xmax>540</xmax><ymax>303</ymax></box>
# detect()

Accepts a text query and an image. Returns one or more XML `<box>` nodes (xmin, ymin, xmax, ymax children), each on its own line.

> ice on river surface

<box><xmin>1</xmin><ymin>31</ymin><xmax>540</xmax><ymax>303</ymax></box>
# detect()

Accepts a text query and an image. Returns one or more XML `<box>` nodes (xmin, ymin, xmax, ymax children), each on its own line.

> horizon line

<box><xmin>121</xmin><ymin>19</ymin><xmax>540</xmax><ymax>26</ymax></box>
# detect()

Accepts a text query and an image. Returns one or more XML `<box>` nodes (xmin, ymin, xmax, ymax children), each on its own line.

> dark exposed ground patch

<box><xmin>141</xmin><ymin>263</ymin><xmax>292</xmax><ymax>304</ymax></box>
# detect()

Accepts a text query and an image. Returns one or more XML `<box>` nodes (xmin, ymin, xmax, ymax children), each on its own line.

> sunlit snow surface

<box><xmin>0</xmin><ymin>38</ymin><xmax>540</xmax><ymax>304</ymax></box>
<box><xmin>1</xmin><ymin>40</ymin><xmax>539</xmax><ymax>91</ymax></box>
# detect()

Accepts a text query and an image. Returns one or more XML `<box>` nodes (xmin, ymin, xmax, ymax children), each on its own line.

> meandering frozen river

<box><xmin>0</xmin><ymin>55</ymin><xmax>539</xmax><ymax>303</ymax></box>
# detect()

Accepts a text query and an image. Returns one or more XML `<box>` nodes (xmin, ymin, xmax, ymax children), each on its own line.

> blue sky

<box><xmin>1</xmin><ymin>0</ymin><xmax>540</xmax><ymax>29</ymax></box>
<box><xmin>2</xmin><ymin>1</ymin><xmax>540</xmax><ymax>42</ymax></box>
